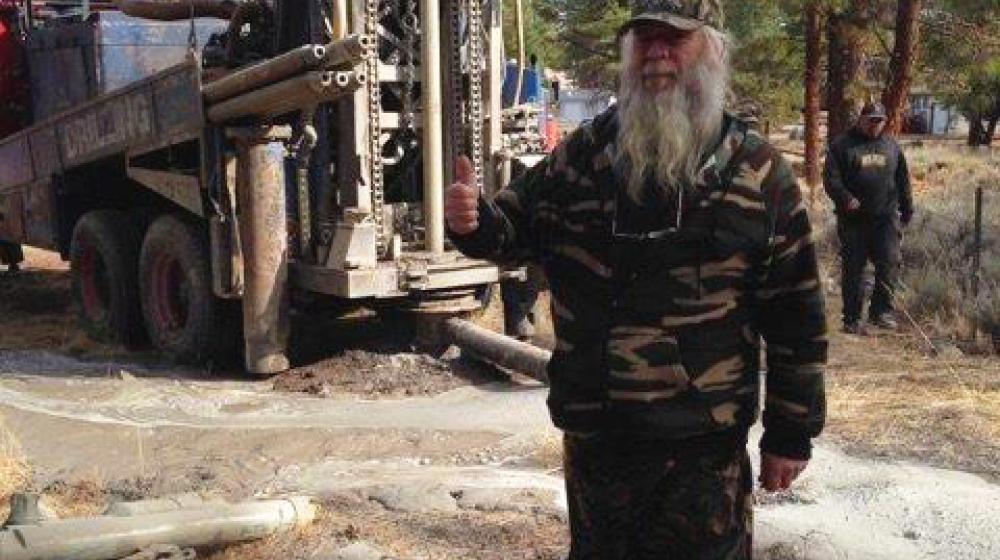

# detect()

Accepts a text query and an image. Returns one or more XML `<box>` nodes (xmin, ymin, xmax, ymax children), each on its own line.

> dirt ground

<box><xmin>825</xmin><ymin>327</ymin><xmax>1000</xmax><ymax>483</ymax></box>
<box><xmin>2</xmin><ymin>183</ymin><xmax>999</xmax><ymax>560</ymax></box>
<box><xmin>206</xmin><ymin>502</ymin><xmax>568</xmax><ymax>560</ymax></box>
<box><xmin>274</xmin><ymin>345</ymin><xmax>500</xmax><ymax>399</ymax></box>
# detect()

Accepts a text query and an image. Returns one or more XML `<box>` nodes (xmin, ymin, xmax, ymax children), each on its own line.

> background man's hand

<box><xmin>759</xmin><ymin>453</ymin><xmax>808</xmax><ymax>492</ymax></box>
<box><xmin>445</xmin><ymin>156</ymin><xmax>480</xmax><ymax>235</ymax></box>
<box><xmin>846</xmin><ymin>196</ymin><xmax>861</xmax><ymax>212</ymax></box>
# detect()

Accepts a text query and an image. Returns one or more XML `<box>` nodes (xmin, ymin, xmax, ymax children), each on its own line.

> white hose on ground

<box><xmin>0</xmin><ymin>496</ymin><xmax>317</xmax><ymax>560</ymax></box>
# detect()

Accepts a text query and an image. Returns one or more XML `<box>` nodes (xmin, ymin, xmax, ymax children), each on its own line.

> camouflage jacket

<box><xmin>450</xmin><ymin>108</ymin><xmax>827</xmax><ymax>459</ymax></box>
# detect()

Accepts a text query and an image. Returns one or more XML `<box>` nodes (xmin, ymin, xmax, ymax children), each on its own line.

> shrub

<box><xmin>971</xmin><ymin>280</ymin><xmax>1000</xmax><ymax>352</ymax></box>
<box><xmin>892</xmin><ymin>144</ymin><xmax>998</xmax><ymax>352</ymax></box>
<box><xmin>900</xmin><ymin>266</ymin><xmax>960</xmax><ymax>318</ymax></box>
<box><xmin>0</xmin><ymin>415</ymin><xmax>31</xmax><ymax>520</ymax></box>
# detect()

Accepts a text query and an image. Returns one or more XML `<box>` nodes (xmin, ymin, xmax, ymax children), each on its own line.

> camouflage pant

<box><xmin>564</xmin><ymin>433</ymin><xmax>753</xmax><ymax>560</ymax></box>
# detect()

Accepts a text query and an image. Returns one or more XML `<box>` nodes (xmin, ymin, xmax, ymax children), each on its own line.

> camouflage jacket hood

<box><xmin>451</xmin><ymin>107</ymin><xmax>827</xmax><ymax>459</ymax></box>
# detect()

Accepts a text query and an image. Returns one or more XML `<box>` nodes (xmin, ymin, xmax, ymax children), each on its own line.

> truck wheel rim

<box><xmin>80</xmin><ymin>242</ymin><xmax>109</xmax><ymax>320</ymax></box>
<box><xmin>151</xmin><ymin>252</ymin><xmax>189</xmax><ymax>335</ymax></box>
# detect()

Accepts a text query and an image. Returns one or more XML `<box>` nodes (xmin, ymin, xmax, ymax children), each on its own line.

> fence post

<box><xmin>971</xmin><ymin>186</ymin><xmax>983</xmax><ymax>341</ymax></box>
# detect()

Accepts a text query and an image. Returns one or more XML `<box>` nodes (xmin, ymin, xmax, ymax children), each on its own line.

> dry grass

<box><xmin>1</xmin><ymin>412</ymin><xmax>107</xmax><ymax>521</ymax></box>
<box><xmin>530</xmin><ymin>430</ymin><xmax>565</xmax><ymax>472</ymax></box>
<box><xmin>0</xmin><ymin>413</ymin><xmax>31</xmax><ymax>520</ymax></box>
<box><xmin>824</xmin><ymin>318</ymin><xmax>1000</xmax><ymax>481</ymax></box>
<box><xmin>0</xmin><ymin>247</ymin><xmax>126</xmax><ymax>358</ymax></box>
<box><xmin>896</xmin><ymin>143</ymin><xmax>999</xmax><ymax>351</ymax></box>
<box><xmin>41</xmin><ymin>474</ymin><xmax>108</xmax><ymax>518</ymax></box>
<box><xmin>204</xmin><ymin>497</ymin><xmax>568</xmax><ymax>560</ymax></box>
<box><xmin>0</xmin><ymin>247</ymin><xmax>76</xmax><ymax>351</ymax></box>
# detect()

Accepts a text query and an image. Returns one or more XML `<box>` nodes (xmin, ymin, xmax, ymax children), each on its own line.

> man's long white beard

<box><xmin>615</xmin><ymin>42</ymin><xmax>729</xmax><ymax>202</ymax></box>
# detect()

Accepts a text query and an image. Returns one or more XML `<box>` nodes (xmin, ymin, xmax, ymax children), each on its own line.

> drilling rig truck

<box><xmin>0</xmin><ymin>0</ymin><xmax>549</xmax><ymax>376</ymax></box>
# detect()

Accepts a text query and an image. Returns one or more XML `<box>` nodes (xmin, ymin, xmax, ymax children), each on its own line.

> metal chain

<box><xmin>446</xmin><ymin>0</ymin><xmax>464</xmax><ymax>172</ymax></box>
<box><xmin>467</xmin><ymin>0</ymin><xmax>485</xmax><ymax>191</ymax></box>
<box><xmin>366</xmin><ymin>0</ymin><xmax>387</xmax><ymax>253</ymax></box>
<box><xmin>400</xmin><ymin>0</ymin><xmax>419</xmax><ymax>135</ymax></box>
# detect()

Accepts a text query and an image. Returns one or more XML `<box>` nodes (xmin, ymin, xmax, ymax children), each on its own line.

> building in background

<box><xmin>556</xmin><ymin>88</ymin><xmax>616</xmax><ymax>128</ymax></box>
<box><xmin>907</xmin><ymin>87</ymin><xmax>966</xmax><ymax>136</ymax></box>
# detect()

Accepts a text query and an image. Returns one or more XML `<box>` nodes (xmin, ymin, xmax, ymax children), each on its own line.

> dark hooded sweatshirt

<box><xmin>824</xmin><ymin>127</ymin><xmax>913</xmax><ymax>219</ymax></box>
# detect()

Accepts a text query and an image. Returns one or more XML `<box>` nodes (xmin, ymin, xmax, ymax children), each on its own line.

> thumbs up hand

<box><xmin>445</xmin><ymin>156</ymin><xmax>481</xmax><ymax>235</ymax></box>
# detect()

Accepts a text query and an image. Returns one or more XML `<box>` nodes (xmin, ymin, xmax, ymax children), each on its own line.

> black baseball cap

<box><xmin>861</xmin><ymin>102</ymin><xmax>887</xmax><ymax>120</ymax></box>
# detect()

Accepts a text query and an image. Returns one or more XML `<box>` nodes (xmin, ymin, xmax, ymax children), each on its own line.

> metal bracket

<box><xmin>127</xmin><ymin>166</ymin><xmax>204</xmax><ymax>216</ymax></box>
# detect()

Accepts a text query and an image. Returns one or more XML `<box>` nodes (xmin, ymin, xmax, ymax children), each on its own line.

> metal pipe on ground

<box><xmin>206</xmin><ymin>71</ymin><xmax>364</xmax><ymax>123</ymax></box>
<box><xmin>231</xmin><ymin>126</ymin><xmax>291</xmax><ymax>375</ymax></box>
<box><xmin>443</xmin><ymin>318</ymin><xmax>550</xmax><ymax>383</ymax></box>
<box><xmin>115</xmin><ymin>0</ymin><xmax>236</xmax><ymax>20</ymax></box>
<box><xmin>203</xmin><ymin>44</ymin><xmax>328</xmax><ymax>104</ymax></box>
<box><xmin>0</xmin><ymin>496</ymin><xmax>316</xmax><ymax>560</ymax></box>
<box><xmin>103</xmin><ymin>493</ymin><xmax>227</xmax><ymax>517</ymax></box>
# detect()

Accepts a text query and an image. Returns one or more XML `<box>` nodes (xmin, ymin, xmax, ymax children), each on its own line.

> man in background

<box><xmin>824</xmin><ymin>102</ymin><xmax>914</xmax><ymax>334</ymax></box>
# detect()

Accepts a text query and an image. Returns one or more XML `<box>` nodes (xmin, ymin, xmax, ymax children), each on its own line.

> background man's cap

<box><xmin>860</xmin><ymin>102</ymin><xmax>888</xmax><ymax>120</ymax></box>
<box><xmin>619</xmin><ymin>0</ymin><xmax>724</xmax><ymax>37</ymax></box>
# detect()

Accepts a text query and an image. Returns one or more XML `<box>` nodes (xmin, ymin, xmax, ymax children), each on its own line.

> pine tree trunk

<box><xmin>967</xmin><ymin>113</ymin><xmax>990</xmax><ymax>146</ymax></box>
<box><xmin>827</xmin><ymin>1</ymin><xmax>873</xmax><ymax>140</ymax></box>
<box><xmin>882</xmin><ymin>0</ymin><xmax>923</xmax><ymax>135</ymax></box>
<box><xmin>804</xmin><ymin>2</ymin><xmax>824</xmax><ymax>200</ymax></box>
<box><xmin>826</xmin><ymin>13</ymin><xmax>863</xmax><ymax>139</ymax></box>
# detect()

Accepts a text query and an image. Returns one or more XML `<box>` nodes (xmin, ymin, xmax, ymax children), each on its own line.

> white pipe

<box><xmin>103</xmin><ymin>493</ymin><xmax>226</xmax><ymax>517</ymax></box>
<box><xmin>0</xmin><ymin>497</ymin><xmax>317</xmax><ymax>560</ymax></box>
<box><xmin>421</xmin><ymin>0</ymin><xmax>445</xmax><ymax>255</ymax></box>
<box><xmin>513</xmin><ymin>0</ymin><xmax>526</xmax><ymax>107</ymax></box>
<box><xmin>486</xmin><ymin>0</ymin><xmax>505</xmax><ymax>194</ymax></box>
<box><xmin>332</xmin><ymin>0</ymin><xmax>348</xmax><ymax>40</ymax></box>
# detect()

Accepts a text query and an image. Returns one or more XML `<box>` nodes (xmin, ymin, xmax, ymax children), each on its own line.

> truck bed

<box><xmin>0</xmin><ymin>58</ymin><xmax>205</xmax><ymax>248</ymax></box>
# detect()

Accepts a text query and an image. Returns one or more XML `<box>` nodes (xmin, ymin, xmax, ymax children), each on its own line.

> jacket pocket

<box><xmin>605</xmin><ymin>325</ymin><xmax>691</xmax><ymax>402</ymax></box>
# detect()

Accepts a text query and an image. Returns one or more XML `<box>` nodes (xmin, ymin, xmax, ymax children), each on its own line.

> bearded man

<box><xmin>447</xmin><ymin>2</ymin><xmax>827</xmax><ymax>557</ymax></box>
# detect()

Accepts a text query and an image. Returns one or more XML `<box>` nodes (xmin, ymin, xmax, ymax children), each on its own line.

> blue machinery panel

<box><xmin>0</xmin><ymin>59</ymin><xmax>205</xmax><ymax>192</ymax></box>
<box><xmin>27</xmin><ymin>11</ymin><xmax>226</xmax><ymax>120</ymax></box>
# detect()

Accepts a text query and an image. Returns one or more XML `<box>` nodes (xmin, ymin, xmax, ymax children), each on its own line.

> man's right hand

<box><xmin>846</xmin><ymin>196</ymin><xmax>861</xmax><ymax>212</ymax></box>
<box><xmin>445</xmin><ymin>156</ymin><xmax>481</xmax><ymax>235</ymax></box>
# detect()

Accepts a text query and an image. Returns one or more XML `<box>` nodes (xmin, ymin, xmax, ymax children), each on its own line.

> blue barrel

<box><xmin>502</xmin><ymin>62</ymin><xmax>543</xmax><ymax>107</ymax></box>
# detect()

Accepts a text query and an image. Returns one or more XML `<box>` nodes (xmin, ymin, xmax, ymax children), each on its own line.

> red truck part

<box><xmin>0</xmin><ymin>2</ymin><xmax>28</xmax><ymax>138</ymax></box>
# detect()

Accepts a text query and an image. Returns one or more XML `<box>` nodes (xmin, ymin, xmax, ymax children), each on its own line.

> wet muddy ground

<box><xmin>2</xmin><ymin>248</ymin><xmax>1000</xmax><ymax>559</ymax></box>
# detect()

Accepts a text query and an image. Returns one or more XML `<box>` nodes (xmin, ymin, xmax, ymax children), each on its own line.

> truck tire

<box><xmin>139</xmin><ymin>214</ymin><xmax>231</xmax><ymax>364</ymax></box>
<box><xmin>70</xmin><ymin>210</ymin><xmax>146</xmax><ymax>347</ymax></box>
